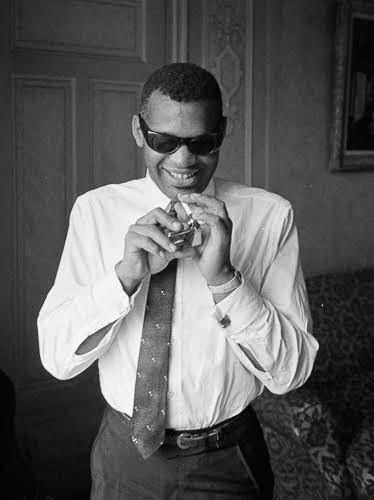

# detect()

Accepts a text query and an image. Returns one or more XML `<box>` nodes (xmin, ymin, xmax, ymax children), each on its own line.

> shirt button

<box><xmin>168</xmin><ymin>391</ymin><xmax>175</xmax><ymax>398</ymax></box>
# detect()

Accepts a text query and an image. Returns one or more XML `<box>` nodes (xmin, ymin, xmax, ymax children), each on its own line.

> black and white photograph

<box><xmin>0</xmin><ymin>1</ymin><xmax>373</xmax><ymax>499</ymax></box>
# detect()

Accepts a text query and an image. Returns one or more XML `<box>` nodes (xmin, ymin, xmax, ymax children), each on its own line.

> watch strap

<box><xmin>208</xmin><ymin>270</ymin><xmax>242</xmax><ymax>294</ymax></box>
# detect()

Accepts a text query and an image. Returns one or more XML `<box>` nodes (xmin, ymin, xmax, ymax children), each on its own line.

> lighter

<box><xmin>167</xmin><ymin>203</ymin><xmax>202</xmax><ymax>249</ymax></box>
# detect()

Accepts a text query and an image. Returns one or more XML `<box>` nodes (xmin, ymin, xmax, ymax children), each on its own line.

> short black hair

<box><xmin>140</xmin><ymin>63</ymin><xmax>222</xmax><ymax>116</ymax></box>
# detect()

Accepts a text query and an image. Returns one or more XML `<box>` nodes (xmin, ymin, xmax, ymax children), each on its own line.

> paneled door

<box><xmin>0</xmin><ymin>0</ymin><xmax>252</xmax><ymax>497</ymax></box>
<box><xmin>0</xmin><ymin>1</ymin><xmax>169</xmax><ymax>497</ymax></box>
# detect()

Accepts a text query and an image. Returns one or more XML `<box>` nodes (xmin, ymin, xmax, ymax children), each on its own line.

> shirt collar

<box><xmin>144</xmin><ymin>170</ymin><xmax>216</xmax><ymax>210</ymax></box>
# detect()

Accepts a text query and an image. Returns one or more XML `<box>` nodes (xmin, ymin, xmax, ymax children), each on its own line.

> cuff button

<box><xmin>219</xmin><ymin>315</ymin><xmax>231</xmax><ymax>328</ymax></box>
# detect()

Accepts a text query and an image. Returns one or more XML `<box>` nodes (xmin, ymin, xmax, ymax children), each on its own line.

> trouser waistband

<box><xmin>117</xmin><ymin>404</ymin><xmax>257</xmax><ymax>451</ymax></box>
<box><xmin>164</xmin><ymin>405</ymin><xmax>256</xmax><ymax>450</ymax></box>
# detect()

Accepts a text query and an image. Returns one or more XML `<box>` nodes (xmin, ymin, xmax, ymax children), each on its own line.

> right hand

<box><xmin>115</xmin><ymin>208</ymin><xmax>192</xmax><ymax>295</ymax></box>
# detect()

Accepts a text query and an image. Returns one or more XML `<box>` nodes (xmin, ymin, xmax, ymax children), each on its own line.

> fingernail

<box><xmin>169</xmin><ymin>243</ymin><xmax>176</xmax><ymax>251</ymax></box>
<box><xmin>173</xmin><ymin>221</ymin><xmax>181</xmax><ymax>228</ymax></box>
<box><xmin>159</xmin><ymin>250</ymin><xmax>165</xmax><ymax>259</ymax></box>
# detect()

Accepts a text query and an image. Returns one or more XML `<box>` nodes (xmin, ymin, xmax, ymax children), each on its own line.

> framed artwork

<box><xmin>330</xmin><ymin>0</ymin><xmax>374</xmax><ymax>171</ymax></box>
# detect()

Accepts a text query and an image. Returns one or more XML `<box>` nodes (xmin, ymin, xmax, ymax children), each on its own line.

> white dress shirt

<box><xmin>38</xmin><ymin>173</ymin><xmax>318</xmax><ymax>430</ymax></box>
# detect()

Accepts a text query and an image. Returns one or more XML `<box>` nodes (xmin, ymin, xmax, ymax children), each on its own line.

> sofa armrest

<box><xmin>253</xmin><ymin>388</ymin><xmax>353</xmax><ymax>499</ymax></box>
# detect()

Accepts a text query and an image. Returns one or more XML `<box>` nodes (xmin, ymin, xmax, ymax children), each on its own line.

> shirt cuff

<box><xmin>212</xmin><ymin>278</ymin><xmax>264</xmax><ymax>336</ymax></box>
<box><xmin>213</xmin><ymin>282</ymin><xmax>274</xmax><ymax>381</ymax></box>
<box><xmin>92</xmin><ymin>266</ymin><xmax>136</xmax><ymax>321</ymax></box>
<box><xmin>72</xmin><ymin>267</ymin><xmax>142</xmax><ymax>358</ymax></box>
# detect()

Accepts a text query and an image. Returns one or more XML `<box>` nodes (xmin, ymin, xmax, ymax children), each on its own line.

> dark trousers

<box><xmin>90</xmin><ymin>405</ymin><xmax>274</xmax><ymax>499</ymax></box>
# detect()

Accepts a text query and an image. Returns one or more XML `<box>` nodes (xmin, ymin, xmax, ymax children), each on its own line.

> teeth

<box><xmin>168</xmin><ymin>171</ymin><xmax>196</xmax><ymax>179</ymax></box>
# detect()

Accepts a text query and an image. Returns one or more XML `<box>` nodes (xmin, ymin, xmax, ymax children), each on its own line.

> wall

<box><xmin>253</xmin><ymin>0</ymin><xmax>374</xmax><ymax>277</ymax></box>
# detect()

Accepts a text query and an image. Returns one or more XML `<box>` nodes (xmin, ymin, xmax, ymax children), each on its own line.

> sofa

<box><xmin>253</xmin><ymin>269</ymin><xmax>374</xmax><ymax>500</ymax></box>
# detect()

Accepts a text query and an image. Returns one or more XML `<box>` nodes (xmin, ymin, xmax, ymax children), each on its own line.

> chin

<box><xmin>173</xmin><ymin>185</ymin><xmax>202</xmax><ymax>197</ymax></box>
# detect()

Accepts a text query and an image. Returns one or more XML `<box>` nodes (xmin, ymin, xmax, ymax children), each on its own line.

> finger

<box><xmin>129</xmin><ymin>224</ymin><xmax>178</xmax><ymax>253</ymax></box>
<box><xmin>126</xmin><ymin>232</ymin><xmax>168</xmax><ymax>258</ymax></box>
<box><xmin>172</xmin><ymin>246</ymin><xmax>196</xmax><ymax>260</ymax></box>
<box><xmin>186</xmin><ymin>205</ymin><xmax>205</xmax><ymax>221</ymax></box>
<box><xmin>184</xmin><ymin>205</ymin><xmax>231</xmax><ymax>233</ymax></box>
<box><xmin>178</xmin><ymin>193</ymin><xmax>228</xmax><ymax>219</ymax></box>
<box><xmin>193</xmin><ymin>212</ymin><xmax>223</xmax><ymax>228</ymax></box>
<box><xmin>137</xmin><ymin>207</ymin><xmax>183</xmax><ymax>231</ymax></box>
<box><xmin>202</xmin><ymin>212</ymin><xmax>232</xmax><ymax>237</ymax></box>
<box><xmin>174</xmin><ymin>201</ymin><xmax>189</xmax><ymax>223</ymax></box>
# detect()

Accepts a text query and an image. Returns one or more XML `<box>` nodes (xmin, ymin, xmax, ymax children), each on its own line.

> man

<box><xmin>38</xmin><ymin>63</ymin><xmax>318</xmax><ymax>499</ymax></box>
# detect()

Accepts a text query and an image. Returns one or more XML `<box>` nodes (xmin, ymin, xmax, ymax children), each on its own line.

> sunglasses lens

<box><xmin>188</xmin><ymin>137</ymin><xmax>218</xmax><ymax>155</ymax></box>
<box><xmin>150</xmin><ymin>134</ymin><xmax>179</xmax><ymax>154</ymax></box>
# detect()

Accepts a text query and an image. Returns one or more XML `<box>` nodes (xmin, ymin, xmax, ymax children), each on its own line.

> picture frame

<box><xmin>330</xmin><ymin>0</ymin><xmax>374</xmax><ymax>172</ymax></box>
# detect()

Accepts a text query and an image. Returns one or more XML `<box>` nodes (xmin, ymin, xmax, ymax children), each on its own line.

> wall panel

<box><xmin>91</xmin><ymin>79</ymin><xmax>142</xmax><ymax>188</ymax></box>
<box><xmin>14</xmin><ymin>0</ymin><xmax>145</xmax><ymax>60</ymax></box>
<box><xmin>13</xmin><ymin>75</ymin><xmax>76</xmax><ymax>386</ymax></box>
<box><xmin>201</xmin><ymin>0</ymin><xmax>253</xmax><ymax>185</ymax></box>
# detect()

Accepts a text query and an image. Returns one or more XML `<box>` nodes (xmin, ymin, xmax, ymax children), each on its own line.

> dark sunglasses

<box><xmin>138</xmin><ymin>114</ymin><xmax>226</xmax><ymax>155</ymax></box>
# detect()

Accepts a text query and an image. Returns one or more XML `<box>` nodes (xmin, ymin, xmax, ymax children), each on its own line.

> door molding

<box><xmin>170</xmin><ymin>0</ymin><xmax>188</xmax><ymax>62</ymax></box>
<box><xmin>201</xmin><ymin>0</ymin><xmax>253</xmax><ymax>186</ymax></box>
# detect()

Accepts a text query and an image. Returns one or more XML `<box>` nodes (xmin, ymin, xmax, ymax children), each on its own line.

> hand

<box><xmin>115</xmin><ymin>208</ymin><xmax>194</xmax><ymax>295</ymax></box>
<box><xmin>177</xmin><ymin>193</ymin><xmax>234</xmax><ymax>285</ymax></box>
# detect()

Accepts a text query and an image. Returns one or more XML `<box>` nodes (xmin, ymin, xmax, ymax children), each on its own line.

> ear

<box><xmin>132</xmin><ymin>115</ymin><xmax>144</xmax><ymax>147</ymax></box>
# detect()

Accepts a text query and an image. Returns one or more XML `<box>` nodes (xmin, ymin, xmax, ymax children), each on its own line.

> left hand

<box><xmin>176</xmin><ymin>193</ymin><xmax>234</xmax><ymax>285</ymax></box>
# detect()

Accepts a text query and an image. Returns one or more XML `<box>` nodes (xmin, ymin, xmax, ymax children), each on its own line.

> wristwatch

<box><xmin>207</xmin><ymin>269</ymin><xmax>242</xmax><ymax>294</ymax></box>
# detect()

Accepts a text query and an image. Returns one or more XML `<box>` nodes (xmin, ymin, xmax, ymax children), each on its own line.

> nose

<box><xmin>170</xmin><ymin>144</ymin><xmax>196</xmax><ymax>167</ymax></box>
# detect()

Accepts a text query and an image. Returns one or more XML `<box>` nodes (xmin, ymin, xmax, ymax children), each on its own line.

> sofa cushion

<box><xmin>312</xmin><ymin>371</ymin><xmax>374</xmax><ymax>448</ymax></box>
<box><xmin>306</xmin><ymin>269</ymin><xmax>374</xmax><ymax>385</ymax></box>
<box><xmin>254</xmin><ymin>389</ymin><xmax>353</xmax><ymax>499</ymax></box>
<box><xmin>261</xmin><ymin>425</ymin><xmax>339</xmax><ymax>500</ymax></box>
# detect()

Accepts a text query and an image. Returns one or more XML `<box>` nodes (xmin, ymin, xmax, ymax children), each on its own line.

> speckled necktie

<box><xmin>131</xmin><ymin>257</ymin><xmax>177</xmax><ymax>459</ymax></box>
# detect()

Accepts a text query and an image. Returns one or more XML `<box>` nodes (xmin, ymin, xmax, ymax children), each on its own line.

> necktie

<box><xmin>131</xmin><ymin>257</ymin><xmax>177</xmax><ymax>459</ymax></box>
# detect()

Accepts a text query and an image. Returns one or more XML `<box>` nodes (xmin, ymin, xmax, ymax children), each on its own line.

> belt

<box><xmin>164</xmin><ymin>405</ymin><xmax>255</xmax><ymax>451</ymax></box>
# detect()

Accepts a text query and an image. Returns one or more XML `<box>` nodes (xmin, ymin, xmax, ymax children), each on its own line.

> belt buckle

<box><xmin>176</xmin><ymin>432</ymin><xmax>194</xmax><ymax>449</ymax></box>
<box><xmin>211</xmin><ymin>429</ymin><xmax>221</xmax><ymax>448</ymax></box>
<box><xmin>176</xmin><ymin>429</ymin><xmax>222</xmax><ymax>450</ymax></box>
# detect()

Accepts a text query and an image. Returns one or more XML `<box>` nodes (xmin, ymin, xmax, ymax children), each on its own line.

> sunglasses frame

<box><xmin>138</xmin><ymin>114</ymin><xmax>226</xmax><ymax>156</ymax></box>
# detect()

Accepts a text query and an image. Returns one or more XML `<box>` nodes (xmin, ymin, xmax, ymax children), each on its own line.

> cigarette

<box><xmin>181</xmin><ymin>202</ymin><xmax>193</xmax><ymax>217</ymax></box>
<box><xmin>180</xmin><ymin>202</ymin><xmax>202</xmax><ymax>229</ymax></box>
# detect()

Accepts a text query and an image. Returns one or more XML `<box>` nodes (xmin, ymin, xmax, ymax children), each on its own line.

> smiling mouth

<box><xmin>167</xmin><ymin>170</ymin><xmax>197</xmax><ymax>180</ymax></box>
<box><xmin>163</xmin><ymin>167</ymin><xmax>201</xmax><ymax>183</ymax></box>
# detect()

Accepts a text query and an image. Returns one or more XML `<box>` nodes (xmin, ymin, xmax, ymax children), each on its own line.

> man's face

<box><xmin>133</xmin><ymin>92</ymin><xmax>223</xmax><ymax>200</ymax></box>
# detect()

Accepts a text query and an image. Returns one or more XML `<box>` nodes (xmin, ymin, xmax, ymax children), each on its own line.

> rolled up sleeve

<box><xmin>213</xmin><ymin>202</ymin><xmax>318</xmax><ymax>394</ymax></box>
<box><xmin>37</xmin><ymin>196</ymin><xmax>137</xmax><ymax>380</ymax></box>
